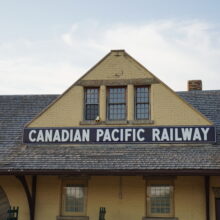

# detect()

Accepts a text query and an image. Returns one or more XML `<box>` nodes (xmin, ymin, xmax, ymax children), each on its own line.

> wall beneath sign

<box><xmin>0</xmin><ymin>175</ymin><xmax>217</xmax><ymax>220</ymax></box>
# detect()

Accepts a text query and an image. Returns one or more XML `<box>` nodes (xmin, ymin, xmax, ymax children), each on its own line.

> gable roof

<box><xmin>26</xmin><ymin>50</ymin><xmax>212</xmax><ymax>127</ymax></box>
<box><xmin>0</xmin><ymin>91</ymin><xmax>219</xmax><ymax>174</ymax></box>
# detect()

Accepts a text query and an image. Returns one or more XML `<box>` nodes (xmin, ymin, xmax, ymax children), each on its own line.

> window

<box><xmin>85</xmin><ymin>88</ymin><xmax>99</xmax><ymax>120</ymax></box>
<box><xmin>135</xmin><ymin>87</ymin><xmax>149</xmax><ymax>120</ymax></box>
<box><xmin>108</xmin><ymin>87</ymin><xmax>126</xmax><ymax>120</ymax></box>
<box><xmin>62</xmin><ymin>182</ymin><xmax>87</xmax><ymax>216</ymax></box>
<box><xmin>147</xmin><ymin>183</ymin><xmax>174</xmax><ymax>217</ymax></box>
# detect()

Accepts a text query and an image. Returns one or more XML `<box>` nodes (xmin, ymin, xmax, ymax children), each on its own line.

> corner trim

<box><xmin>142</xmin><ymin>217</ymin><xmax>178</xmax><ymax>220</ymax></box>
<box><xmin>80</xmin><ymin>120</ymin><xmax>154</xmax><ymax>125</ymax></box>
<box><xmin>56</xmin><ymin>216</ymin><xmax>89</xmax><ymax>220</ymax></box>
<box><xmin>75</xmin><ymin>78</ymin><xmax>159</xmax><ymax>86</ymax></box>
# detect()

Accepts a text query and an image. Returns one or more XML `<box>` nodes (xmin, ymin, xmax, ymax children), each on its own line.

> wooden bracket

<box><xmin>205</xmin><ymin>176</ymin><xmax>210</xmax><ymax>220</ymax></box>
<box><xmin>16</xmin><ymin>175</ymin><xmax>37</xmax><ymax>220</ymax></box>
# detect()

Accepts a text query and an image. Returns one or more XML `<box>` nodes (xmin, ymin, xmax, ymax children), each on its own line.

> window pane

<box><xmin>86</xmin><ymin>88</ymin><xmax>99</xmax><ymax>104</ymax></box>
<box><xmin>135</xmin><ymin>87</ymin><xmax>149</xmax><ymax>119</ymax></box>
<box><xmin>148</xmin><ymin>184</ymin><xmax>172</xmax><ymax>215</ymax></box>
<box><xmin>136</xmin><ymin>104</ymin><xmax>149</xmax><ymax>119</ymax></box>
<box><xmin>64</xmin><ymin>184</ymin><xmax>85</xmax><ymax>213</ymax></box>
<box><xmin>109</xmin><ymin>104</ymin><xmax>126</xmax><ymax>120</ymax></box>
<box><xmin>85</xmin><ymin>88</ymin><xmax>99</xmax><ymax>120</ymax></box>
<box><xmin>85</xmin><ymin>104</ymin><xmax>98</xmax><ymax>120</ymax></box>
<box><xmin>109</xmin><ymin>88</ymin><xmax>125</xmax><ymax>104</ymax></box>
<box><xmin>108</xmin><ymin>87</ymin><xmax>126</xmax><ymax>120</ymax></box>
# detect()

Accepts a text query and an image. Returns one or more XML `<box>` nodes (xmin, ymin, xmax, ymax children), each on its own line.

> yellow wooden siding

<box><xmin>1</xmin><ymin>175</ymin><xmax>218</xmax><ymax>220</ymax></box>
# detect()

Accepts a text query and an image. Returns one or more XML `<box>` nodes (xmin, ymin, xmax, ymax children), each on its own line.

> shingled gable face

<box><xmin>25</xmin><ymin>50</ymin><xmax>214</xmax><ymax>145</ymax></box>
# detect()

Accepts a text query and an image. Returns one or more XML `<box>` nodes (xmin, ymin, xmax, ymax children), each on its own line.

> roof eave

<box><xmin>1</xmin><ymin>169</ymin><xmax>220</xmax><ymax>176</ymax></box>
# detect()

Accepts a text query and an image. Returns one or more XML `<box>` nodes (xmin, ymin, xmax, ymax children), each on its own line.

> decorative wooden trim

<box><xmin>205</xmin><ymin>176</ymin><xmax>210</xmax><ymax>220</ymax></box>
<box><xmin>105</xmin><ymin>120</ymin><xmax>128</xmax><ymax>125</ymax></box>
<box><xmin>4</xmin><ymin>169</ymin><xmax>220</xmax><ymax>176</ymax></box>
<box><xmin>80</xmin><ymin>120</ymin><xmax>128</xmax><ymax>125</ymax></box>
<box><xmin>79</xmin><ymin>119</ymin><xmax>154</xmax><ymax>125</ymax></box>
<box><xmin>32</xmin><ymin>176</ymin><xmax>37</xmax><ymax>220</ymax></box>
<box><xmin>16</xmin><ymin>175</ymin><xmax>37</xmax><ymax>220</ymax></box>
<box><xmin>75</xmin><ymin>78</ymin><xmax>159</xmax><ymax>87</ymax></box>
<box><xmin>59</xmin><ymin>175</ymin><xmax>90</xmax><ymax>181</ymax></box>
<box><xmin>142</xmin><ymin>218</ymin><xmax>178</xmax><ymax>220</ymax></box>
<box><xmin>128</xmin><ymin>120</ymin><xmax>154</xmax><ymax>125</ymax></box>
<box><xmin>79</xmin><ymin>121</ymin><xmax>102</xmax><ymax>125</ymax></box>
<box><xmin>57</xmin><ymin>216</ymin><xmax>89</xmax><ymax>220</ymax></box>
<box><xmin>143</xmin><ymin>176</ymin><xmax>177</xmax><ymax>180</ymax></box>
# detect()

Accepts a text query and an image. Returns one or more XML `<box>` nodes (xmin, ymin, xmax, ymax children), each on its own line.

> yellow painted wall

<box><xmin>29</xmin><ymin>86</ymin><xmax>84</xmax><ymax>127</ymax></box>
<box><xmin>28</xmin><ymin>52</ymin><xmax>211</xmax><ymax>127</ymax></box>
<box><xmin>210</xmin><ymin>176</ymin><xmax>220</xmax><ymax>220</ymax></box>
<box><xmin>175</xmin><ymin>176</ymin><xmax>206</xmax><ymax>220</ymax></box>
<box><xmin>87</xmin><ymin>176</ymin><xmax>145</xmax><ymax>220</ymax></box>
<box><xmin>27</xmin><ymin>50</ymin><xmax>211</xmax><ymax>127</ymax></box>
<box><xmin>0</xmin><ymin>175</ymin><xmax>213</xmax><ymax>220</ymax></box>
<box><xmin>151</xmin><ymin>84</ymin><xmax>210</xmax><ymax>125</ymax></box>
<box><xmin>35</xmin><ymin>176</ymin><xmax>61</xmax><ymax>220</ymax></box>
<box><xmin>28</xmin><ymin>80</ymin><xmax>211</xmax><ymax>127</ymax></box>
<box><xmin>82</xmin><ymin>50</ymin><xmax>153</xmax><ymax>80</ymax></box>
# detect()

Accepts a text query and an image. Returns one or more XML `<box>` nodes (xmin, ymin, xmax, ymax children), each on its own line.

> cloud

<box><xmin>61</xmin><ymin>24</ymin><xmax>79</xmax><ymax>47</ymax></box>
<box><xmin>0</xmin><ymin>57</ymin><xmax>86</xmax><ymax>94</ymax></box>
<box><xmin>59</xmin><ymin>20</ymin><xmax>220</xmax><ymax>91</ymax></box>
<box><xmin>0</xmin><ymin>19</ymin><xmax>220</xmax><ymax>94</ymax></box>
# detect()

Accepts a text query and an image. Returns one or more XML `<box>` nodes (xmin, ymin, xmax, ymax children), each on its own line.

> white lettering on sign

<box><xmin>161</xmin><ymin>128</ymin><xmax>169</xmax><ymax>141</ymax></box>
<box><xmin>53</xmin><ymin>130</ymin><xmax>60</xmax><ymax>142</ymax></box>
<box><xmin>125</xmin><ymin>129</ymin><xmax>132</xmax><ymax>141</ymax></box>
<box><xmin>62</xmin><ymin>129</ymin><xmax>69</xmax><ymax>142</ymax></box>
<box><xmin>36</xmin><ymin>130</ymin><xmax>44</xmax><ymax>142</ymax></box>
<box><xmin>152</xmin><ymin>129</ymin><xmax>160</xmax><ymax>141</ymax></box>
<box><xmin>82</xmin><ymin>129</ymin><xmax>90</xmax><ymax>142</ymax></box>
<box><xmin>24</xmin><ymin>126</ymin><xmax>214</xmax><ymax>144</ymax></box>
<box><xmin>151</xmin><ymin>127</ymin><xmax>211</xmax><ymax>142</ymax></box>
<box><xmin>73</xmin><ymin>130</ymin><xmax>81</xmax><ymax>142</ymax></box>
<box><xmin>137</xmin><ymin>129</ymin><xmax>145</xmax><ymax>141</ymax></box>
<box><xmin>175</xmin><ymin>128</ymin><xmax>182</xmax><ymax>141</ymax></box>
<box><xmin>193</xmin><ymin>128</ymin><xmax>201</xmax><ymax>141</ymax></box>
<box><xmin>29</xmin><ymin>129</ymin><xmax>36</xmax><ymax>142</ymax></box>
<box><xmin>112</xmin><ymin>129</ymin><xmax>119</xmax><ymax>141</ymax></box>
<box><xmin>45</xmin><ymin>129</ymin><xmax>53</xmax><ymax>142</ymax></box>
<box><xmin>97</xmin><ymin>129</ymin><xmax>104</xmax><ymax>142</ymax></box>
<box><xmin>201</xmin><ymin>127</ymin><xmax>209</xmax><ymax>141</ymax></box>
<box><xmin>96</xmin><ymin>128</ymin><xmax>145</xmax><ymax>142</ymax></box>
<box><xmin>181</xmin><ymin>128</ymin><xmax>192</xmax><ymax>141</ymax></box>
<box><xmin>103</xmin><ymin>129</ymin><xmax>111</xmax><ymax>142</ymax></box>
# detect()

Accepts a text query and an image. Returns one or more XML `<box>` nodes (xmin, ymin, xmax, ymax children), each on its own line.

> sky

<box><xmin>0</xmin><ymin>0</ymin><xmax>220</xmax><ymax>94</ymax></box>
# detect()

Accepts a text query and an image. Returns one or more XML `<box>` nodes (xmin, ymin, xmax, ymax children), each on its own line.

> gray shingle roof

<box><xmin>178</xmin><ymin>90</ymin><xmax>220</xmax><ymax>142</ymax></box>
<box><xmin>0</xmin><ymin>91</ymin><xmax>220</xmax><ymax>174</ymax></box>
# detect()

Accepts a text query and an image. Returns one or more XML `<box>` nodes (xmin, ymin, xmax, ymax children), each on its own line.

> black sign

<box><xmin>23</xmin><ymin>126</ymin><xmax>216</xmax><ymax>144</ymax></box>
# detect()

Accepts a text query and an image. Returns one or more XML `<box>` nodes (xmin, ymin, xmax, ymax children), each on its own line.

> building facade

<box><xmin>0</xmin><ymin>50</ymin><xmax>220</xmax><ymax>220</ymax></box>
